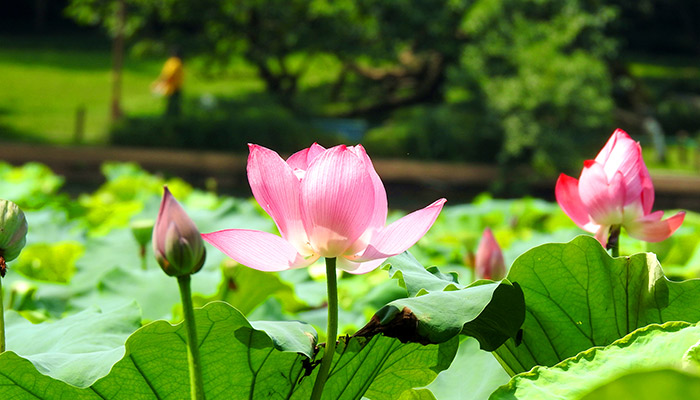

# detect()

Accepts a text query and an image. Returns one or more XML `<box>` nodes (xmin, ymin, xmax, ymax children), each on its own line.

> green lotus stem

<box><xmin>607</xmin><ymin>225</ymin><xmax>621</xmax><ymax>258</ymax></box>
<box><xmin>310</xmin><ymin>257</ymin><xmax>338</xmax><ymax>400</ymax></box>
<box><xmin>140</xmin><ymin>245</ymin><xmax>147</xmax><ymax>270</ymax></box>
<box><xmin>177</xmin><ymin>275</ymin><xmax>205</xmax><ymax>400</ymax></box>
<box><xmin>0</xmin><ymin>257</ymin><xmax>5</xmax><ymax>353</ymax></box>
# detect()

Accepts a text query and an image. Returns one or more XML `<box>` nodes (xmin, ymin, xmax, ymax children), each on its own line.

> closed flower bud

<box><xmin>475</xmin><ymin>228</ymin><xmax>506</xmax><ymax>281</ymax></box>
<box><xmin>152</xmin><ymin>187</ymin><xmax>205</xmax><ymax>277</ymax></box>
<box><xmin>131</xmin><ymin>219</ymin><xmax>154</xmax><ymax>248</ymax></box>
<box><xmin>0</xmin><ymin>200</ymin><xmax>28</xmax><ymax>276</ymax></box>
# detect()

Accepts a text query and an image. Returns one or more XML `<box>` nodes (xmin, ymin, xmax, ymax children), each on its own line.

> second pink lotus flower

<box><xmin>203</xmin><ymin>143</ymin><xmax>445</xmax><ymax>274</ymax></box>
<box><xmin>555</xmin><ymin>129</ymin><xmax>685</xmax><ymax>247</ymax></box>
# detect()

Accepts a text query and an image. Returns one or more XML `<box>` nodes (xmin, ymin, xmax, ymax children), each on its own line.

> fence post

<box><xmin>74</xmin><ymin>105</ymin><xmax>86</xmax><ymax>144</ymax></box>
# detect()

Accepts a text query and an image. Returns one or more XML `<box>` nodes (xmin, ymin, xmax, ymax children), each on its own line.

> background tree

<box><xmin>65</xmin><ymin>0</ymin><xmax>154</xmax><ymax>121</ymax></box>
<box><xmin>364</xmin><ymin>0</ymin><xmax>616</xmax><ymax>184</ymax></box>
<box><xmin>62</xmin><ymin>0</ymin><xmax>700</xmax><ymax>190</ymax></box>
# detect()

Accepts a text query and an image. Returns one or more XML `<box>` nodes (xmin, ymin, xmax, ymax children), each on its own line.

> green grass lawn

<box><xmin>0</xmin><ymin>35</ymin><xmax>264</xmax><ymax>145</ymax></box>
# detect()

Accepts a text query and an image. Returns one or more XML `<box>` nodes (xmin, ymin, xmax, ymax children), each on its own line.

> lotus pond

<box><xmin>0</xmin><ymin>141</ymin><xmax>699</xmax><ymax>399</ymax></box>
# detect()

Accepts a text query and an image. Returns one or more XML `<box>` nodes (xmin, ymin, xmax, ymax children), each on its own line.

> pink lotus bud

<box><xmin>555</xmin><ymin>129</ymin><xmax>684</xmax><ymax>247</ymax></box>
<box><xmin>153</xmin><ymin>187</ymin><xmax>205</xmax><ymax>276</ymax></box>
<box><xmin>203</xmin><ymin>143</ymin><xmax>445</xmax><ymax>274</ymax></box>
<box><xmin>475</xmin><ymin>228</ymin><xmax>506</xmax><ymax>280</ymax></box>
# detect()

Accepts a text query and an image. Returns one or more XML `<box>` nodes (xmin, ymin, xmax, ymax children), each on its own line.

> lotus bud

<box><xmin>152</xmin><ymin>187</ymin><xmax>205</xmax><ymax>277</ymax></box>
<box><xmin>0</xmin><ymin>200</ymin><xmax>28</xmax><ymax>277</ymax></box>
<box><xmin>131</xmin><ymin>219</ymin><xmax>154</xmax><ymax>248</ymax></box>
<box><xmin>474</xmin><ymin>228</ymin><xmax>506</xmax><ymax>280</ymax></box>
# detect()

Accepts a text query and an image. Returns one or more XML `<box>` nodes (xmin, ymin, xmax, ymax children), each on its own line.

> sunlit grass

<box><xmin>0</xmin><ymin>35</ymin><xmax>264</xmax><ymax>144</ymax></box>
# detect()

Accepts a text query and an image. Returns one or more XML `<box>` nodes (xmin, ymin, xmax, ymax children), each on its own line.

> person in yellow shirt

<box><xmin>152</xmin><ymin>48</ymin><xmax>184</xmax><ymax>117</ymax></box>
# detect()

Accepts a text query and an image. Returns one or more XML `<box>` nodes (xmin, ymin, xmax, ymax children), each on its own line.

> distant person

<box><xmin>152</xmin><ymin>49</ymin><xmax>184</xmax><ymax>117</ymax></box>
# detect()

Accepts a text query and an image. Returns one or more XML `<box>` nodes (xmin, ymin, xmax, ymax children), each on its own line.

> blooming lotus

<box><xmin>203</xmin><ymin>143</ymin><xmax>445</xmax><ymax>274</ymax></box>
<box><xmin>475</xmin><ymin>228</ymin><xmax>506</xmax><ymax>280</ymax></box>
<box><xmin>153</xmin><ymin>187</ymin><xmax>206</xmax><ymax>276</ymax></box>
<box><xmin>555</xmin><ymin>129</ymin><xmax>685</xmax><ymax>247</ymax></box>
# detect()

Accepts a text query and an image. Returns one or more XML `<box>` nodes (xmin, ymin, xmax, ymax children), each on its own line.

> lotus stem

<box><xmin>310</xmin><ymin>257</ymin><xmax>338</xmax><ymax>400</ymax></box>
<box><xmin>140</xmin><ymin>245</ymin><xmax>147</xmax><ymax>270</ymax></box>
<box><xmin>177</xmin><ymin>275</ymin><xmax>205</xmax><ymax>400</ymax></box>
<box><xmin>607</xmin><ymin>225</ymin><xmax>621</xmax><ymax>258</ymax></box>
<box><xmin>0</xmin><ymin>256</ymin><xmax>5</xmax><ymax>353</ymax></box>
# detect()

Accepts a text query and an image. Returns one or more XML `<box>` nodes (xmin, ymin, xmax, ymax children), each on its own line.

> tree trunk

<box><xmin>111</xmin><ymin>0</ymin><xmax>126</xmax><ymax>122</ymax></box>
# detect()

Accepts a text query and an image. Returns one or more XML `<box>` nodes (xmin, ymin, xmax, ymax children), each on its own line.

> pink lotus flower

<box><xmin>202</xmin><ymin>143</ymin><xmax>445</xmax><ymax>274</ymax></box>
<box><xmin>555</xmin><ymin>129</ymin><xmax>685</xmax><ymax>247</ymax></box>
<box><xmin>475</xmin><ymin>228</ymin><xmax>506</xmax><ymax>280</ymax></box>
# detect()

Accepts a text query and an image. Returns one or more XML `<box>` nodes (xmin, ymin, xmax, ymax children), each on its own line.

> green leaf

<box><xmin>491</xmin><ymin>321</ymin><xmax>700</xmax><ymax>400</ymax></box>
<box><xmin>13</xmin><ymin>241</ymin><xmax>84</xmax><ymax>283</ymax></box>
<box><xmin>0</xmin><ymin>302</ymin><xmax>458</xmax><ymax>399</ymax></box>
<box><xmin>578</xmin><ymin>368</ymin><xmax>700</xmax><ymax>400</ymax></box>
<box><xmin>0</xmin><ymin>162</ymin><xmax>64</xmax><ymax>210</ymax></box>
<box><xmin>371</xmin><ymin>251</ymin><xmax>525</xmax><ymax>351</ymax></box>
<box><xmin>0</xmin><ymin>352</ymin><xmax>97</xmax><ymax>400</ymax></box>
<box><xmin>357</xmin><ymin>337</ymin><xmax>455</xmax><ymax>400</ymax></box>
<box><xmin>87</xmin><ymin>301</ymin><xmax>315</xmax><ymax>399</ymax></box>
<box><xmin>384</xmin><ymin>251</ymin><xmax>465</xmax><ymax>296</ymax></box>
<box><xmin>69</xmin><ymin>228</ymin><xmax>224</xmax><ymax>321</ymax></box>
<box><xmin>495</xmin><ymin>235</ymin><xmax>700</xmax><ymax>375</ymax></box>
<box><xmin>357</xmin><ymin>280</ymin><xmax>524</xmax><ymax>350</ymax></box>
<box><xmin>250</xmin><ymin>320</ymin><xmax>317</xmax><ymax>358</ymax></box>
<box><xmin>397</xmin><ymin>388</ymin><xmax>438</xmax><ymax>400</ymax></box>
<box><xmin>3</xmin><ymin>302</ymin><xmax>141</xmax><ymax>387</ymax></box>
<box><xmin>294</xmin><ymin>335</ymin><xmax>457</xmax><ymax>400</ymax></box>
<box><xmin>684</xmin><ymin>339</ymin><xmax>700</xmax><ymax>368</ymax></box>
<box><xmin>427</xmin><ymin>337</ymin><xmax>510</xmax><ymax>400</ymax></box>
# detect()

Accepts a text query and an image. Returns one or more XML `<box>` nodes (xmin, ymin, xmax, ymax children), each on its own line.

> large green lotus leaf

<box><xmin>2</xmin><ymin>302</ymin><xmax>141</xmax><ymax>388</ymax></box>
<box><xmin>358</xmin><ymin>280</ymin><xmax>524</xmax><ymax>350</ymax></box>
<box><xmin>0</xmin><ymin>268</ymin><xmax>523</xmax><ymax>399</ymax></box>
<box><xmin>86</xmin><ymin>301</ymin><xmax>316</xmax><ymax>399</ymax></box>
<box><xmin>71</xmin><ymin>267</ymin><xmax>187</xmax><ymax>321</ymax></box>
<box><xmin>68</xmin><ymin>228</ymin><xmax>224</xmax><ymax>321</ymax></box>
<box><xmin>427</xmin><ymin>337</ymin><xmax>510</xmax><ymax>400</ymax></box>
<box><xmin>577</xmin><ymin>368</ymin><xmax>700</xmax><ymax>400</ymax></box>
<box><xmin>23</xmin><ymin>208</ymin><xmax>84</xmax><ymax>244</ymax></box>
<box><xmin>359</xmin><ymin>251</ymin><xmax>525</xmax><ymax>351</ymax></box>
<box><xmin>292</xmin><ymin>335</ymin><xmax>457</xmax><ymax>400</ymax></box>
<box><xmin>0</xmin><ymin>229</ymin><xmax>153</xmax><ymax>319</ymax></box>
<box><xmin>491</xmin><ymin>321</ymin><xmax>700</xmax><ymax>400</ymax></box>
<box><xmin>495</xmin><ymin>235</ymin><xmax>700</xmax><ymax>375</ymax></box>
<box><xmin>0</xmin><ymin>302</ymin><xmax>457</xmax><ymax>399</ymax></box>
<box><xmin>0</xmin><ymin>352</ymin><xmax>97</xmax><ymax>400</ymax></box>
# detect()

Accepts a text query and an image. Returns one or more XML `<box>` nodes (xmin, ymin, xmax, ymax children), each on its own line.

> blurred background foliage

<box><xmin>2</xmin><ymin>0</ymin><xmax>700</xmax><ymax>190</ymax></box>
